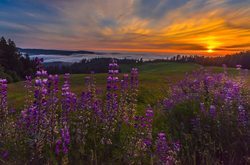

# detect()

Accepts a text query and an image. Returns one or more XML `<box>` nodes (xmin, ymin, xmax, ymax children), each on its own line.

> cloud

<box><xmin>0</xmin><ymin>0</ymin><xmax>250</xmax><ymax>55</ymax></box>
<box><xmin>224</xmin><ymin>44</ymin><xmax>250</xmax><ymax>49</ymax></box>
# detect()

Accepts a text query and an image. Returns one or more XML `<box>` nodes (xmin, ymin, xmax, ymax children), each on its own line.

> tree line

<box><xmin>0</xmin><ymin>37</ymin><xmax>36</xmax><ymax>83</ymax></box>
<box><xmin>147</xmin><ymin>51</ymin><xmax>250</xmax><ymax>69</ymax></box>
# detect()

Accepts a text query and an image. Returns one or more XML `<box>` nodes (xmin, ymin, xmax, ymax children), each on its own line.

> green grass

<box><xmin>7</xmin><ymin>62</ymin><xmax>245</xmax><ymax>111</ymax></box>
<box><xmin>3</xmin><ymin>62</ymin><xmax>250</xmax><ymax>164</ymax></box>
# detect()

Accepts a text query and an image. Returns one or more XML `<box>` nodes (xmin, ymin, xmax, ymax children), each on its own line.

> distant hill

<box><xmin>17</xmin><ymin>48</ymin><xmax>96</xmax><ymax>56</ymax></box>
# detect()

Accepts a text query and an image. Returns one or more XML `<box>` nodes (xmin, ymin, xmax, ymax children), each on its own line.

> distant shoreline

<box><xmin>17</xmin><ymin>47</ymin><xmax>96</xmax><ymax>56</ymax></box>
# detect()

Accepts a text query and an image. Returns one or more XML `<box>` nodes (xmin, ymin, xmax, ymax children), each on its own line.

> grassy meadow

<box><xmin>2</xmin><ymin>61</ymin><xmax>250</xmax><ymax>164</ymax></box>
<box><xmin>8</xmin><ymin>62</ymin><xmax>242</xmax><ymax>112</ymax></box>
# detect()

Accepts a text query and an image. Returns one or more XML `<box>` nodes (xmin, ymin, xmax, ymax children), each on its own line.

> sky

<box><xmin>1</xmin><ymin>0</ymin><xmax>250</xmax><ymax>56</ymax></box>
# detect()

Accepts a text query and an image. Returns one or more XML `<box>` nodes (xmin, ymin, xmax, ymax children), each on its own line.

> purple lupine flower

<box><xmin>106</xmin><ymin>84</ymin><xmax>111</xmax><ymax>91</ymax></box>
<box><xmin>108</xmin><ymin>70</ymin><xmax>113</xmax><ymax>74</ymax></box>
<box><xmin>65</xmin><ymin>139</ymin><xmax>70</xmax><ymax>144</ymax></box>
<box><xmin>108</xmin><ymin>63</ymin><xmax>113</xmax><ymax>69</ymax></box>
<box><xmin>35</xmin><ymin>71</ymin><xmax>41</xmax><ymax>77</ymax></box>
<box><xmin>144</xmin><ymin>138</ymin><xmax>152</xmax><ymax>146</ymax></box>
<box><xmin>57</xmin><ymin>139</ymin><xmax>62</xmax><ymax>145</ymax></box>
<box><xmin>85</xmin><ymin>77</ymin><xmax>90</xmax><ymax>81</ymax></box>
<box><xmin>236</xmin><ymin>64</ymin><xmax>242</xmax><ymax>68</ymax></box>
<box><xmin>236</xmin><ymin>64</ymin><xmax>242</xmax><ymax>70</ymax></box>
<box><xmin>238</xmin><ymin>105</ymin><xmax>246</xmax><ymax>126</ymax></box>
<box><xmin>105</xmin><ymin>58</ymin><xmax>120</xmax><ymax>136</ymax></box>
<box><xmin>114</xmin><ymin>70</ymin><xmax>119</xmax><ymax>75</ymax></box>
<box><xmin>113</xmin><ymin>84</ymin><xmax>118</xmax><ymax>91</ymax></box>
<box><xmin>61</xmin><ymin>129</ymin><xmax>65</xmax><ymax>140</ymax></box>
<box><xmin>146</xmin><ymin>110</ymin><xmax>153</xmax><ymax>117</ymax></box>
<box><xmin>3</xmin><ymin>151</ymin><xmax>8</xmax><ymax>157</ymax></box>
<box><xmin>35</xmin><ymin>79</ymin><xmax>42</xmax><ymax>86</ymax></box>
<box><xmin>113</xmin><ymin>63</ymin><xmax>119</xmax><ymax>68</ymax></box>
<box><xmin>35</xmin><ymin>57</ymin><xmax>39</xmax><ymax>64</ymax></box>
<box><xmin>114</xmin><ymin>77</ymin><xmax>119</xmax><ymax>83</ymax></box>
<box><xmin>55</xmin><ymin>145</ymin><xmax>60</xmax><ymax>154</ymax></box>
<box><xmin>62</xmin><ymin>143</ymin><xmax>67</xmax><ymax>154</ymax></box>
<box><xmin>140</xmin><ymin>116</ymin><xmax>145</xmax><ymax>122</ymax></box>
<box><xmin>190</xmin><ymin>119</ymin><xmax>196</xmax><ymax>125</ymax></box>
<box><xmin>48</xmin><ymin>74</ymin><xmax>53</xmax><ymax>80</ymax></box>
<box><xmin>158</xmin><ymin>133</ymin><xmax>165</xmax><ymax>138</ymax></box>
<box><xmin>42</xmin><ymin>70</ymin><xmax>48</xmax><ymax>76</ymax></box>
<box><xmin>210</xmin><ymin>105</ymin><xmax>217</xmax><ymax>119</ymax></box>
<box><xmin>66</xmin><ymin>126</ymin><xmax>70</xmax><ymax>138</ymax></box>
<box><xmin>140</xmin><ymin>123</ymin><xmax>147</xmax><ymax>128</ymax></box>
<box><xmin>200</xmin><ymin>103</ymin><xmax>208</xmax><ymax>115</ymax></box>
<box><xmin>107</xmin><ymin>76</ymin><xmax>112</xmax><ymax>83</ymax></box>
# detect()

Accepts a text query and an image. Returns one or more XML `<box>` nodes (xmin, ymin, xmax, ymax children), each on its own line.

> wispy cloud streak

<box><xmin>0</xmin><ymin>0</ymin><xmax>250</xmax><ymax>55</ymax></box>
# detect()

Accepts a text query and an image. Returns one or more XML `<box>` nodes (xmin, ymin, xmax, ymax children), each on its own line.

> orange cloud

<box><xmin>1</xmin><ymin>0</ymin><xmax>250</xmax><ymax>56</ymax></box>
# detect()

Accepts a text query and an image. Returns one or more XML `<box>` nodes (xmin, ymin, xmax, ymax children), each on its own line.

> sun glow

<box><xmin>208</xmin><ymin>49</ymin><xmax>213</xmax><ymax>53</ymax></box>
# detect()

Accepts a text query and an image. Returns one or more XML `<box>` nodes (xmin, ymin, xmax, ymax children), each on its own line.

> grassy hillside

<box><xmin>7</xmin><ymin>62</ymin><xmax>243</xmax><ymax>111</ymax></box>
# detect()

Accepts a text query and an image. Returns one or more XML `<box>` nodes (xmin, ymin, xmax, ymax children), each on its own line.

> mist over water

<box><xmin>25</xmin><ymin>50</ymin><xmax>197</xmax><ymax>63</ymax></box>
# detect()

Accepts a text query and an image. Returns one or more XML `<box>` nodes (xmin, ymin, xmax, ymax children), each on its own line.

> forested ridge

<box><xmin>153</xmin><ymin>51</ymin><xmax>250</xmax><ymax>69</ymax></box>
<box><xmin>17</xmin><ymin>48</ymin><xmax>95</xmax><ymax>55</ymax></box>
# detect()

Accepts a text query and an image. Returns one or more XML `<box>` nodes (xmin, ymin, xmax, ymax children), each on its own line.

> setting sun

<box><xmin>208</xmin><ymin>49</ymin><xmax>213</xmax><ymax>53</ymax></box>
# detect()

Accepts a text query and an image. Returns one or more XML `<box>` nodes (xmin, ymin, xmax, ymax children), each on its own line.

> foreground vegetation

<box><xmin>1</xmin><ymin>59</ymin><xmax>250</xmax><ymax>164</ymax></box>
<box><xmin>7</xmin><ymin>62</ymin><xmax>241</xmax><ymax>111</ymax></box>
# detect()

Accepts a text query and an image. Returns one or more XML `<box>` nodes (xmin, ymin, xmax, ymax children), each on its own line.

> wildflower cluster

<box><xmin>159</xmin><ymin>64</ymin><xmax>250</xmax><ymax>164</ymax></box>
<box><xmin>0</xmin><ymin>79</ymin><xmax>9</xmax><ymax>159</ymax></box>
<box><xmin>0</xmin><ymin>58</ymin><xmax>179</xmax><ymax>164</ymax></box>
<box><xmin>155</xmin><ymin>133</ymin><xmax>179</xmax><ymax>164</ymax></box>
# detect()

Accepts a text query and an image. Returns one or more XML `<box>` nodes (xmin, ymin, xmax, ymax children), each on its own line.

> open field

<box><xmin>3</xmin><ymin>61</ymin><xmax>250</xmax><ymax>164</ymax></box>
<box><xmin>7</xmin><ymin>62</ymin><xmax>244</xmax><ymax>111</ymax></box>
